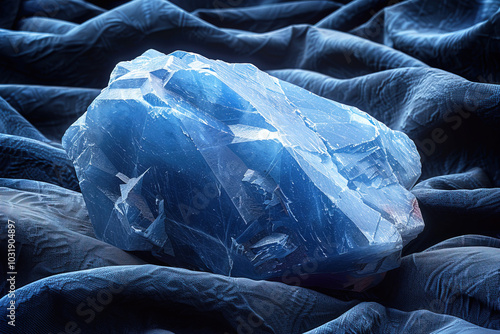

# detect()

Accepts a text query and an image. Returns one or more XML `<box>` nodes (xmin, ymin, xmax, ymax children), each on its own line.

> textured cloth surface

<box><xmin>0</xmin><ymin>0</ymin><xmax>499</xmax><ymax>333</ymax></box>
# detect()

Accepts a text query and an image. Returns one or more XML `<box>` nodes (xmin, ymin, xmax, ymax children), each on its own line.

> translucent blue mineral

<box><xmin>63</xmin><ymin>49</ymin><xmax>424</xmax><ymax>290</ymax></box>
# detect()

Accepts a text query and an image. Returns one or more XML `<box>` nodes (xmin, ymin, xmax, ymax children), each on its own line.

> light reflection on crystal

<box><xmin>63</xmin><ymin>49</ymin><xmax>424</xmax><ymax>289</ymax></box>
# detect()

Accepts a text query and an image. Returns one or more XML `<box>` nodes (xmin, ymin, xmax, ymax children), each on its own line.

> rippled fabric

<box><xmin>0</xmin><ymin>0</ymin><xmax>499</xmax><ymax>333</ymax></box>
<box><xmin>0</xmin><ymin>237</ymin><xmax>498</xmax><ymax>333</ymax></box>
<box><xmin>0</xmin><ymin>179</ymin><xmax>145</xmax><ymax>295</ymax></box>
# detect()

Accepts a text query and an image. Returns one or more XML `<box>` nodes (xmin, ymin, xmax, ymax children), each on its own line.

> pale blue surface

<box><xmin>63</xmin><ymin>50</ymin><xmax>423</xmax><ymax>288</ymax></box>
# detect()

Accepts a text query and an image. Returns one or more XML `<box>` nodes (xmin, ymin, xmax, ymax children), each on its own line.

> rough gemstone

<box><xmin>63</xmin><ymin>49</ymin><xmax>424</xmax><ymax>290</ymax></box>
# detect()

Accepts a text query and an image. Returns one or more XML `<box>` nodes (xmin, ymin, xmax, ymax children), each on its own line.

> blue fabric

<box><xmin>0</xmin><ymin>0</ymin><xmax>499</xmax><ymax>333</ymax></box>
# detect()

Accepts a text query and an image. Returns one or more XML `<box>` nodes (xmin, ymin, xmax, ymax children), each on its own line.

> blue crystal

<box><xmin>63</xmin><ymin>49</ymin><xmax>424</xmax><ymax>289</ymax></box>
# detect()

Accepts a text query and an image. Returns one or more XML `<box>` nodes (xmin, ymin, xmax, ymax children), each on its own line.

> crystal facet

<box><xmin>63</xmin><ymin>49</ymin><xmax>424</xmax><ymax>289</ymax></box>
